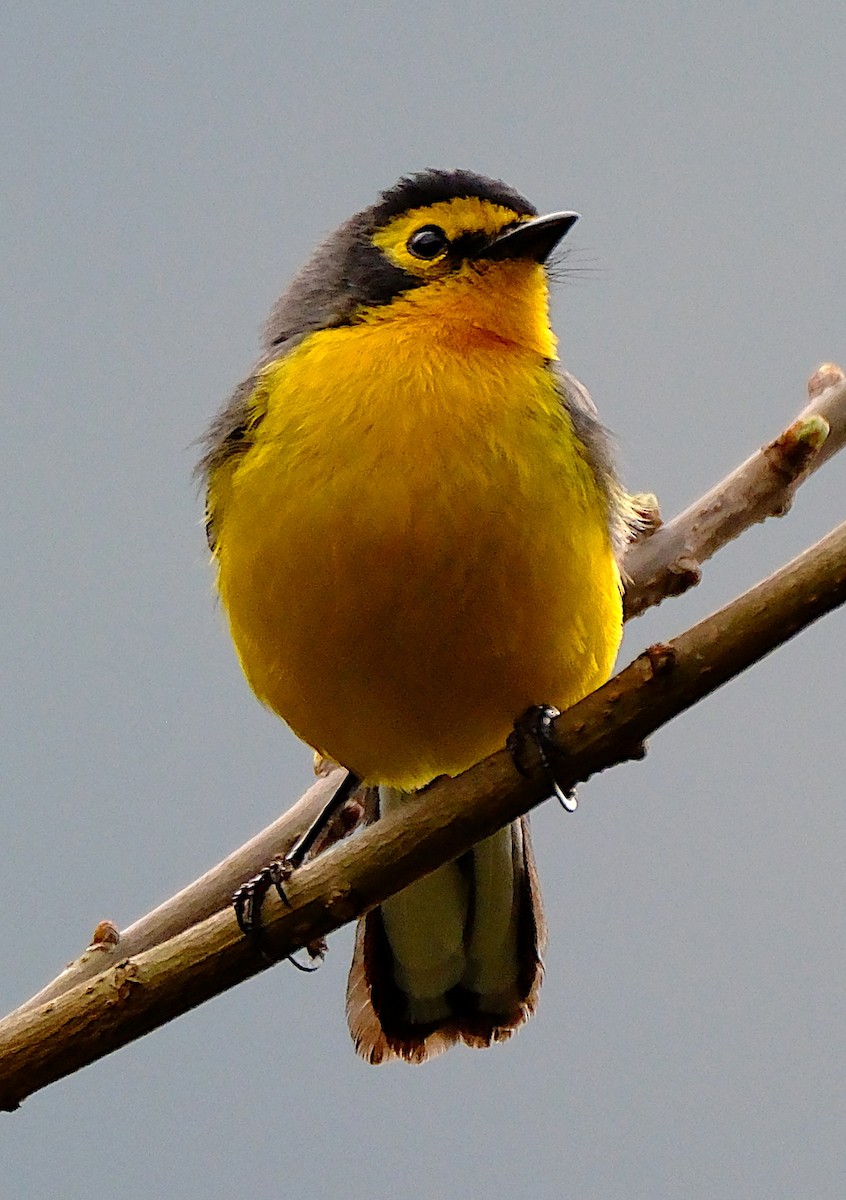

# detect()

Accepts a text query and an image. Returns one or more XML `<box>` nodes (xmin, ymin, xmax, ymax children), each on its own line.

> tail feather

<box><xmin>346</xmin><ymin>814</ymin><xmax>546</xmax><ymax>1064</ymax></box>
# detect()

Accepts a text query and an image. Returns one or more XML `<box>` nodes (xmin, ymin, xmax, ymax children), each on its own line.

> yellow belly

<box><xmin>213</xmin><ymin>320</ymin><xmax>622</xmax><ymax>789</ymax></box>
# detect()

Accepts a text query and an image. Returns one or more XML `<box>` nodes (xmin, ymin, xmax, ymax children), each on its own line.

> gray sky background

<box><xmin>3</xmin><ymin>4</ymin><xmax>844</xmax><ymax>1198</ymax></box>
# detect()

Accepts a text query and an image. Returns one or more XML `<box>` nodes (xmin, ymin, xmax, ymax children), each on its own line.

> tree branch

<box><xmin>623</xmin><ymin>363</ymin><xmax>846</xmax><ymax>617</ymax></box>
<box><xmin>2</xmin><ymin>518</ymin><xmax>845</xmax><ymax>1110</ymax></box>
<box><xmin>10</xmin><ymin>772</ymin><xmax>355</xmax><ymax>1015</ymax></box>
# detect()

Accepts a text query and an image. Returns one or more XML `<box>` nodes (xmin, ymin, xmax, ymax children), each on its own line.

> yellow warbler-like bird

<box><xmin>200</xmin><ymin>170</ymin><xmax>629</xmax><ymax>1063</ymax></box>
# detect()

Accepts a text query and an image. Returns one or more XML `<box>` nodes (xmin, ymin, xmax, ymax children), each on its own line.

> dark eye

<box><xmin>407</xmin><ymin>225</ymin><xmax>449</xmax><ymax>260</ymax></box>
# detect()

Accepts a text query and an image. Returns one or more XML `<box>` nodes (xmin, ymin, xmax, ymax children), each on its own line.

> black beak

<box><xmin>479</xmin><ymin>210</ymin><xmax>580</xmax><ymax>263</ymax></box>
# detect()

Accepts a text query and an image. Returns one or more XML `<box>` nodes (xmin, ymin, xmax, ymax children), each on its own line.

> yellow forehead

<box><xmin>372</xmin><ymin>196</ymin><xmax>526</xmax><ymax>276</ymax></box>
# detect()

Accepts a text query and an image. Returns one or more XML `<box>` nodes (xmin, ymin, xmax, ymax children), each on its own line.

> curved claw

<box><xmin>287</xmin><ymin>939</ymin><xmax>328</xmax><ymax>973</ymax></box>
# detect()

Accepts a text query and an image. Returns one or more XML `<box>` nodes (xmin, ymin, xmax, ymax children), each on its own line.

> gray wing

<box><xmin>554</xmin><ymin>365</ymin><xmax>634</xmax><ymax>557</ymax></box>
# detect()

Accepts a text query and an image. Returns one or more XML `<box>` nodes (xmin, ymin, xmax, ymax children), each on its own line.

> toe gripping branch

<box><xmin>232</xmin><ymin>860</ymin><xmax>322</xmax><ymax>969</ymax></box>
<box><xmin>507</xmin><ymin>704</ymin><xmax>579</xmax><ymax>812</ymax></box>
<box><xmin>232</xmin><ymin>769</ymin><xmax>362</xmax><ymax>970</ymax></box>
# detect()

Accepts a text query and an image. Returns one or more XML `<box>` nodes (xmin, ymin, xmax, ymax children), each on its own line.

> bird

<box><xmin>199</xmin><ymin>169</ymin><xmax>631</xmax><ymax>1064</ymax></box>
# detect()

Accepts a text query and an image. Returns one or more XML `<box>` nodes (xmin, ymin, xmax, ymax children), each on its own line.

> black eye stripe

<box><xmin>403</xmin><ymin>224</ymin><xmax>522</xmax><ymax>266</ymax></box>
<box><xmin>447</xmin><ymin>231</ymin><xmax>496</xmax><ymax>260</ymax></box>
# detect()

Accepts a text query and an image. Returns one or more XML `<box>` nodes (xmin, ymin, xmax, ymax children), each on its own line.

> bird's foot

<box><xmin>231</xmin><ymin>769</ymin><xmax>363</xmax><ymax>969</ymax></box>
<box><xmin>232</xmin><ymin>859</ymin><xmax>325</xmax><ymax>971</ymax></box>
<box><xmin>507</xmin><ymin>704</ymin><xmax>578</xmax><ymax>812</ymax></box>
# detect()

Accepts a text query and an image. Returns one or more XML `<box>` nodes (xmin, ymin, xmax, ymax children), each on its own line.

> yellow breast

<box><xmin>212</xmin><ymin>312</ymin><xmax>622</xmax><ymax>789</ymax></box>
